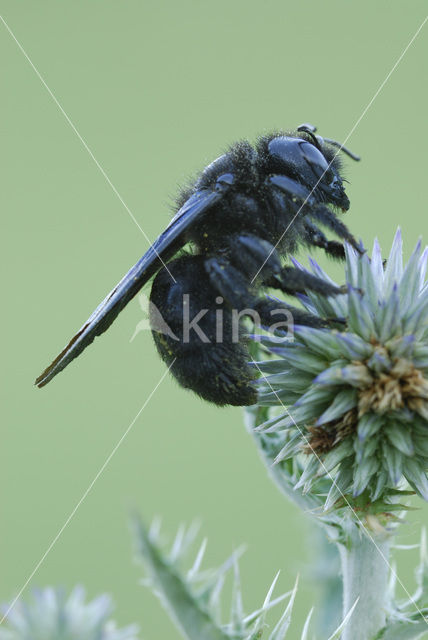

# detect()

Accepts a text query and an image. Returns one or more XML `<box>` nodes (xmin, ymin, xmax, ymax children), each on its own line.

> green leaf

<box><xmin>402</xmin><ymin>296</ymin><xmax>428</xmax><ymax>337</ymax></box>
<box><xmin>370</xmin><ymin>470</ymin><xmax>388</xmax><ymax>501</ymax></box>
<box><xmin>262</xmin><ymin>370</ymin><xmax>313</xmax><ymax>393</ymax></box>
<box><xmin>382</xmin><ymin>441</ymin><xmax>404</xmax><ymax>486</ymax></box>
<box><xmin>398</xmin><ymin>239</ymin><xmax>422</xmax><ymax>310</ymax></box>
<box><xmin>294</xmin><ymin>384</ymin><xmax>335</xmax><ymax>408</ymax></box>
<box><xmin>411</xmin><ymin>344</ymin><xmax>428</xmax><ymax>362</ymax></box>
<box><xmin>294</xmin><ymin>456</ymin><xmax>321</xmax><ymax>490</ymax></box>
<box><xmin>274</xmin><ymin>432</ymin><xmax>302</xmax><ymax>464</ymax></box>
<box><xmin>313</xmin><ymin>365</ymin><xmax>348</xmax><ymax>386</ymax></box>
<box><xmin>357</xmin><ymin>413</ymin><xmax>384</xmax><ymax>441</ymax></box>
<box><xmin>289</xmin><ymin>399</ymin><xmax>331</xmax><ymax>426</ymax></box>
<box><xmin>316</xmin><ymin>389</ymin><xmax>358</xmax><ymax>426</ymax></box>
<box><xmin>334</xmin><ymin>331</ymin><xmax>374</xmax><ymax>360</ymax></box>
<box><xmin>376</xmin><ymin>286</ymin><xmax>401</xmax><ymax>343</ymax></box>
<box><xmin>230</xmin><ymin>557</ymin><xmax>244</xmax><ymax>634</ymax></box>
<box><xmin>347</xmin><ymin>286</ymin><xmax>376</xmax><ymax>341</ymax></box>
<box><xmin>293</xmin><ymin>326</ymin><xmax>342</xmax><ymax>359</ymax></box>
<box><xmin>403</xmin><ymin>460</ymin><xmax>428</xmax><ymax>501</ymax></box>
<box><xmin>384</xmin><ymin>228</ymin><xmax>403</xmax><ymax>296</ymax></box>
<box><xmin>384</xmin><ymin>424</ymin><xmax>415</xmax><ymax>457</ymax></box>
<box><xmin>315</xmin><ymin>364</ymin><xmax>372</xmax><ymax>388</ymax></box>
<box><xmin>318</xmin><ymin>439</ymin><xmax>354</xmax><ymax>476</ymax></box>
<box><xmin>268</xmin><ymin>576</ymin><xmax>298</xmax><ymax>640</ymax></box>
<box><xmin>413</xmin><ymin>434</ymin><xmax>428</xmax><ymax>458</ymax></box>
<box><xmin>133</xmin><ymin>517</ymin><xmax>230</xmax><ymax>640</ymax></box>
<box><xmin>354</xmin><ymin>433</ymin><xmax>380</xmax><ymax>465</ymax></box>
<box><xmin>243</xmin><ymin>573</ymin><xmax>290</xmax><ymax>633</ymax></box>
<box><xmin>300</xmin><ymin>607</ymin><xmax>314</xmax><ymax>640</ymax></box>
<box><xmin>344</xmin><ymin>242</ymin><xmax>359</xmax><ymax>285</ymax></box>
<box><xmin>273</xmin><ymin>347</ymin><xmax>327</xmax><ymax>375</ymax></box>
<box><xmin>323</xmin><ymin>465</ymin><xmax>354</xmax><ymax>511</ymax></box>
<box><xmin>202</xmin><ymin>547</ymin><xmax>246</xmax><ymax>615</ymax></box>
<box><xmin>358</xmin><ymin>251</ymin><xmax>382</xmax><ymax>310</ymax></box>
<box><xmin>257</xmin><ymin>389</ymin><xmax>301</xmax><ymax>407</ymax></box>
<box><xmin>254</xmin><ymin>411</ymin><xmax>290</xmax><ymax>434</ymax></box>
<box><xmin>352</xmin><ymin>456</ymin><xmax>380</xmax><ymax>496</ymax></box>
<box><xmin>252</xmin><ymin>359</ymin><xmax>292</xmax><ymax>374</ymax></box>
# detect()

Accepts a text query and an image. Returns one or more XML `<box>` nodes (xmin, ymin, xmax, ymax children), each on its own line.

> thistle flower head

<box><xmin>0</xmin><ymin>587</ymin><xmax>139</xmax><ymax>640</ymax></box>
<box><xmin>256</xmin><ymin>230</ymin><xmax>428</xmax><ymax>508</ymax></box>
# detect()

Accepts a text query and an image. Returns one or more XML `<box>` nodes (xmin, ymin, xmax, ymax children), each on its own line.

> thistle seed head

<box><xmin>256</xmin><ymin>230</ymin><xmax>428</xmax><ymax>505</ymax></box>
<box><xmin>0</xmin><ymin>587</ymin><xmax>140</xmax><ymax>640</ymax></box>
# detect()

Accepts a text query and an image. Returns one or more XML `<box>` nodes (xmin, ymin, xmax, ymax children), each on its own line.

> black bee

<box><xmin>36</xmin><ymin>124</ymin><xmax>360</xmax><ymax>406</ymax></box>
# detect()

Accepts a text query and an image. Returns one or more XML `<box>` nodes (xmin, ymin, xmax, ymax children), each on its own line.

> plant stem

<box><xmin>312</xmin><ymin>528</ymin><xmax>343</xmax><ymax>637</ymax></box>
<box><xmin>339</xmin><ymin>525</ymin><xmax>390</xmax><ymax>640</ymax></box>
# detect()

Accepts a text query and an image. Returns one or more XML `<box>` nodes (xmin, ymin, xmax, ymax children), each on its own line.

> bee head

<box><xmin>266</xmin><ymin>133</ymin><xmax>350</xmax><ymax>211</ymax></box>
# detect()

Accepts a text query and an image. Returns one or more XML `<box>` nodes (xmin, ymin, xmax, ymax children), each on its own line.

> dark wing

<box><xmin>35</xmin><ymin>188</ymin><xmax>222</xmax><ymax>387</ymax></box>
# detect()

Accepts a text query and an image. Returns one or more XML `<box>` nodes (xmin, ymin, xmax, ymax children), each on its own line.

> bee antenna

<box><xmin>298</xmin><ymin>123</ymin><xmax>317</xmax><ymax>133</ymax></box>
<box><xmin>297</xmin><ymin>124</ymin><xmax>322</xmax><ymax>151</ymax></box>
<box><xmin>322</xmin><ymin>137</ymin><xmax>361</xmax><ymax>162</ymax></box>
<box><xmin>298</xmin><ymin>124</ymin><xmax>361</xmax><ymax>162</ymax></box>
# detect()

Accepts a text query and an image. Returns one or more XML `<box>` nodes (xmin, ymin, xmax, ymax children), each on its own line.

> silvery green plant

<box><xmin>247</xmin><ymin>229</ymin><xmax>428</xmax><ymax>639</ymax></box>
<box><xmin>0</xmin><ymin>586</ymin><xmax>139</xmax><ymax>640</ymax></box>
<box><xmin>132</xmin><ymin>517</ymin><xmax>359</xmax><ymax>640</ymax></box>
<box><xmin>131</xmin><ymin>517</ymin><xmax>428</xmax><ymax>640</ymax></box>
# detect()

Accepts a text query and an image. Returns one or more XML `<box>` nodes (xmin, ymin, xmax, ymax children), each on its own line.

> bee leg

<box><xmin>204</xmin><ymin>256</ymin><xmax>259</xmax><ymax>308</ymax></box>
<box><xmin>150</xmin><ymin>255</ymin><xmax>257</xmax><ymax>406</ymax></box>
<box><xmin>309</xmin><ymin>206</ymin><xmax>364</xmax><ymax>254</ymax></box>
<box><xmin>265</xmin><ymin>265</ymin><xmax>345</xmax><ymax>297</ymax></box>
<box><xmin>225</xmin><ymin>233</ymin><xmax>282</xmax><ymax>279</ymax></box>
<box><xmin>223</xmin><ymin>233</ymin><xmax>345</xmax><ymax>296</ymax></box>
<box><xmin>303</xmin><ymin>220</ymin><xmax>346</xmax><ymax>259</ymax></box>
<box><xmin>205</xmin><ymin>256</ymin><xmax>331</xmax><ymax>330</ymax></box>
<box><xmin>255</xmin><ymin>298</ymin><xmax>341</xmax><ymax>329</ymax></box>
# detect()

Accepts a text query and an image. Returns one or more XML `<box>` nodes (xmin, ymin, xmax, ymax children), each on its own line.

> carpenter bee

<box><xmin>36</xmin><ymin>124</ymin><xmax>361</xmax><ymax>406</ymax></box>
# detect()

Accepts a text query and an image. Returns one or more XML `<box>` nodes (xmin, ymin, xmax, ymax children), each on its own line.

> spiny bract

<box><xmin>255</xmin><ymin>229</ymin><xmax>428</xmax><ymax>505</ymax></box>
<box><xmin>133</xmin><ymin>517</ymin><xmax>358</xmax><ymax>640</ymax></box>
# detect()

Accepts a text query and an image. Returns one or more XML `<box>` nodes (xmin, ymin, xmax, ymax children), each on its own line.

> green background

<box><xmin>2</xmin><ymin>1</ymin><xmax>428</xmax><ymax>637</ymax></box>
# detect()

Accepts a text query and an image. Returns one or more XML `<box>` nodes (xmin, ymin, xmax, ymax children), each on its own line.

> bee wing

<box><xmin>35</xmin><ymin>188</ymin><xmax>222</xmax><ymax>388</ymax></box>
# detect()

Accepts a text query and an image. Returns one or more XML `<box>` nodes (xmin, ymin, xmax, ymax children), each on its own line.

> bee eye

<box><xmin>300</xmin><ymin>141</ymin><xmax>330</xmax><ymax>177</ymax></box>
